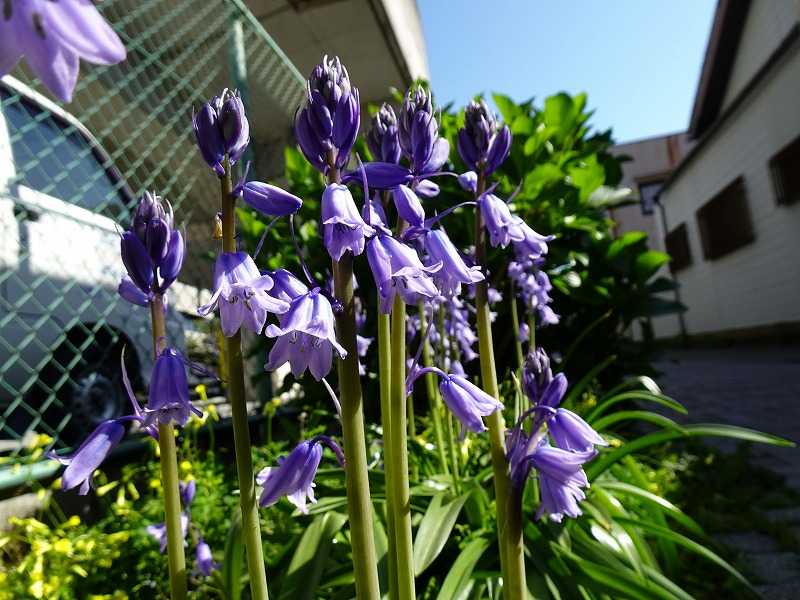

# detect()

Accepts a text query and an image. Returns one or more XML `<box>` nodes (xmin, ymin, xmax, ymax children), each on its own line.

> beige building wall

<box><xmin>655</xmin><ymin>34</ymin><xmax>800</xmax><ymax>339</ymax></box>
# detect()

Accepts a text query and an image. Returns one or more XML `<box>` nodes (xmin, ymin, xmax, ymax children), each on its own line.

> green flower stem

<box><xmin>508</xmin><ymin>282</ymin><xmax>526</xmax><ymax>419</ymax></box>
<box><xmin>220</xmin><ymin>163</ymin><xmax>270</xmax><ymax>600</ymax></box>
<box><xmin>378</xmin><ymin>309</ymin><xmax>398</xmax><ymax>600</ymax></box>
<box><xmin>473</xmin><ymin>171</ymin><xmax>527</xmax><ymax>599</ymax></box>
<box><xmin>417</xmin><ymin>304</ymin><xmax>448</xmax><ymax>476</ymax></box>
<box><xmin>389</xmin><ymin>295</ymin><xmax>416</xmax><ymax>600</ymax></box>
<box><xmin>149</xmin><ymin>295</ymin><xmax>187</xmax><ymax>600</ymax></box>
<box><xmin>437</xmin><ymin>306</ymin><xmax>461</xmax><ymax>483</ymax></box>
<box><xmin>327</xmin><ymin>158</ymin><xmax>381</xmax><ymax>600</ymax></box>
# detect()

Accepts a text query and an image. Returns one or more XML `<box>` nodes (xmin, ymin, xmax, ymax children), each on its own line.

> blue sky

<box><xmin>417</xmin><ymin>0</ymin><xmax>716</xmax><ymax>143</ymax></box>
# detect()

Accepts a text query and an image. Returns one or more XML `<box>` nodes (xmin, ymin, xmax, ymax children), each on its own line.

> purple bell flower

<box><xmin>321</xmin><ymin>183</ymin><xmax>375</xmax><ymax>261</ymax></box>
<box><xmin>392</xmin><ymin>185</ymin><xmax>425</xmax><ymax>228</ymax></box>
<box><xmin>458</xmin><ymin>171</ymin><xmax>478</xmax><ymax>194</ymax></box>
<box><xmin>533</xmin><ymin>443</ymin><xmax>595</xmax><ymax>522</ymax></box>
<box><xmin>478</xmin><ymin>192</ymin><xmax>525</xmax><ymax>248</ymax></box>
<box><xmin>398</xmin><ymin>86</ymin><xmax>437</xmax><ymax>174</ymax></box>
<box><xmin>415</xmin><ymin>179</ymin><xmax>440</xmax><ymax>199</ymax></box>
<box><xmin>198</xmin><ymin>252</ymin><xmax>290</xmax><ymax>337</ymax></box>
<box><xmin>257</xmin><ymin>436</ymin><xmax>345</xmax><ymax>513</ymax></box>
<box><xmin>265</xmin><ymin>288</ymin><xmax>346</xmax><ymax>381</ymax></box>
<box><xmin>341</xmin><ymin>161</ymin><xmax>414</xmax><ymax>189</ymax></box>
<box><xmin>423</xmin><ymin>229</ymin><xmax>484</xmax><ymax>296</ymax></box>
<box><xmin>49</xmin><ymin>419</ymin><xmax>126</xmax><ymax>495</ymax></box>
<box><xmin>146</xmin><ymin>513</ymin><xmax>189</xmax><ymax>553</ymax></box>
<box><xmin>457</xmin><ymin>100</ymin><xmax>511</xmax><ymax>175</ymax></box>
<box><xmin>234</xmin><ymin>179</ymin><xmax>303</xmax><ymax>217</ymax></box>
<box><xmin>295</xmin><ymin>56</ymin><xmax>360</xmax><ymax>171</ymax></box>
<box><xmin>119</xmin><ymin>192</ymin><xmax>185</xmax><ymax>300</ymax></box>
<box><xmin>268</xmin><ymin>268</ymin><xmax>310</xmax><ymax>303</ymax></box>
<box><xmin>192</xmin><ymin>90</ymin><xmax>250</xmax><ymax>175</ymax></box>
<box><xmin>522</xmin><ymin>348</ymin><xmax>553</xmax><ymax>405</ymax></box>
<box><xmin>366</xmin><ymin>103</ymin><xmax>401</xmax><ymax>164</ymax></box>
<box><xmin>0</xmin><ymin>0</ymin><xmax>126</xmax><ymax>103</ymax></box>
<box><xmin>510</xmin><ymin>261</ymin><xmax>560</xmax><ymax>327</ymax></box>
<box><xmin>366</xmin><ymin>233</ymin><xmax>441</xmax><ymax>313</ymax></box>
<box><xmin>408</xmin><ymin>367</ymin><xmax>503</xmax><ymax>434</ymax></box>
<box><xmin>179</xmin><ymin>479</ymin><xmax>196</xmax><ymax>507</ymax></box>
<box><xmin>514</xmin><ymin>222</ymin><xmax>554</xmax><ymax>261</ymax></box>
<box><xmin>142</xmin><ymin>347</ymin><xmax>202</xmax><ymax>428</ymax></box>
<box><xmin>196</xmin><ymin>539</ymin><xmax>219</xmax><ymax>576</ymax></box>
<box><xmin>118</xmin><ymin>276</ymin><xmax>151</xmax><ymax>307</ymax></box>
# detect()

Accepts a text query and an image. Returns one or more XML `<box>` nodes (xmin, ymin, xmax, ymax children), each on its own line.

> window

<box><xmin>769</xmin><ymin>134</ymin><xmax>800</xmax><ymax>205</ymax></box>
<box><xmin>695</xmin><ymin>177</ymin><xmax>754</xmax><ymax>260</ymax></box>
<box><xmin>664</xmin><ymin>223</ymin><xmax>692</xmax><ymax>272</ymax></box>
<box><xmin>1</xmin><ymin>87</ymin><xmax>129</xmax><ymax>219</ymax></box>
<box><xmin>638</xmin><ymin>181</ymin><xmax>663</xmax><ymax>215</ymax></box>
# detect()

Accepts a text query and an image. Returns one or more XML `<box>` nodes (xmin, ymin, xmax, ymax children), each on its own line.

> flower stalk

<box><xmin>473</xmin><ymin>171</ymin><xmax>527</xmax><ymax>599</ymax></box>
<box><xmin>149</xmin><ymin>295</ymin><xmax>187</xmax><ymax>600</ymax></box>
<box><xmin>219</xmin><ymin>161</ymin><xmax>270</xmax><ymax>600</ymax></box>
<box><xmin>327</xmin><ymin>158</ymin><xmax>381</xmax><ymax>600</ymax></box>
<box><xmin>389</xmin><ymin>294</ymin><xmax>416</xmax><ymax>600</ymax></box>
<box><xmin>378</xmin><ymin>309</ymin><xmax>398</xmax><ymax>599</ymax></box>
<box><xmin>418</xmin><ymin>304</ymin><xmax>449</xmax><ymax>476</ymax></box>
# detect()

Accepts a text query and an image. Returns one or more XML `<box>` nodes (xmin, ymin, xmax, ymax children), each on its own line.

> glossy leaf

<box><xmin>413</xmin><ymin>491</ymin><xmax>470</xmax><ymax>576</ymax></box>
<box><xmin>436</xmin><ymin>537</ymin><xmax>489</xmax><ymax>600</ymax></box>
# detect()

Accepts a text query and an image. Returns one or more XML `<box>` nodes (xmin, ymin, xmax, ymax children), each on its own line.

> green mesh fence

<box><xmin>0</xmin><ymin>0</ymin><xmax>305</xmax><ymax>473</ymax></box>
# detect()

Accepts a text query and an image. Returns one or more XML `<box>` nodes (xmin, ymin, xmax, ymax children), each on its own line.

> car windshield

<box><xmin>0</xmin><ymin>87</ymin><xmax>128</xmax><ymax>220</ymax></box>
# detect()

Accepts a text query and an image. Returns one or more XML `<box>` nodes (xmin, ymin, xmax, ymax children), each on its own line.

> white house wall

<box><xmin>655</xmin><ymin>38</ymin><xmax>800</xmax><ymax>338</ymax></box>
<box><xmin>721</xmin><ymin>1</ymin><xmax>799</xmax><ymax>112</ymax></box>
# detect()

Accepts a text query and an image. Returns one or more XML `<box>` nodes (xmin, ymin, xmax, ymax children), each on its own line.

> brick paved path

<box><xmin>654</xmin><ymin>345</ymin><xmax>800</xmax><ymax>598</ymax></box>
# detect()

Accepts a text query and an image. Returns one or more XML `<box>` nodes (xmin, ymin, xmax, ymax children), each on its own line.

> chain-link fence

<box><xmin>0</xmin><ymin>0</ymin><xmax>305</xmax><ymax>478</ymax></box>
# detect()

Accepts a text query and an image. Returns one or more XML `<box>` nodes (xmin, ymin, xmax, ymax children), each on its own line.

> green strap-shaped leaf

<box><xmin>591</xmin><ymin>410</ymin><xmax>688</xmax><ymax>434</ymax></box>
<box><xmin>436</xmin><ymin>537</ymin><xmax>490</xmax><ymax>600</ymax></box>
<box><xmin>414</xmin><ymin>491</ymin><xmax>470</xmax><ymax>576</ymax></box>
<box><xmin>585</xmin><ymin>391</ymin><xmax>686</xmax><ymax>424</ymax></box>
<box><xmin>220</xmin><ymin>510</ymin><xmax>244</xmax><ymax>600</ymax></box>
<box><xmin>278</xmin><ymin>511</ymin><xmax>348</xmax><ymax>600</ymax></box>
<box><xmin>614</xmin><ymin>517</ymin><xmax>755</xmax><ymax>591</ymax></box>
<box><xmin>588</xmin><ymin>424</ymin><xmax>794</xmax><ymax>480</ymax></box>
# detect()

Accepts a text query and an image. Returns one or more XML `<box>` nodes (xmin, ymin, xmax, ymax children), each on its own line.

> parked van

<box><xmin>0</xmin><ymin>76</ymin><xmax>187</xmax><ymax>445</ymax></box>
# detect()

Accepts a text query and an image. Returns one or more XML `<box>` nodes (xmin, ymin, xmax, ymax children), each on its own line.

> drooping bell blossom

<box><xmin>180</xmin><ymin>479</ymin><xmax>196</xmax><ymax>507</ymax></box>
<box><xmin>478</xmin><ymin>192</ymin><xmax>525</xmax><ymax>248</ymax></box>
<box><xmin>397</xmin><ymin>85</ymin><xmax>451</xmax><ymax>176</ymax></box>
<box><xmin>415</xmin><ymin>179</ymin><xmax>440</xmax><ymax>199</ymax></box>
<box><xmin>146</xmin><ymin>513</ymin><xmax>189</xmax><ymax>553</ymax></box>
<box><xmin>0</xmin><ymin>0</ymin><xmax>126</xmax><ymax>103</ymax></box>
<box><xmin>48</xmin><ymin>419</ymin><xmax>126</xmax><ymax>495</ymax></box>
<box><xmin>367</xmin><ymin>233</ymin><xmax>441</xmax><ymax>313</ymax></box>
<box><xmin>341</xmin><ymin>161</ymin><xmax>414</xmax><ymax>190</ymax></box>
<box><xmin>192</xmin><ymin>89</ymin><xmax>250</xmax><ymax>175</ymax></box>
<box><xmin>196</xmin><ymin>539</ymin><xmax>219</xmax><ymax>576</ymax></box>
<box><xmin>458</xmin><ymin>171</ymin><xmax>478</xmax><ymax>194</ymax></box>
<box><xmin>521</xmin><ymin>352</ymin><xmax>606</xmax><ymax>453</ymax></box>
<box><xmin>457</xmin><ymin>100</ymin><xmax>512</xmax><ymax>176</ymax></box>
<box><xmin>233</xmin><ymin>178</ymin><xmax>302</xmax><ymax>217</ymax></box>
<box><xmin>514</xmin><ymin>221</ymin><xmax>554</xmax><ymax>261</ymax></box>
<box><xmin>423</xmin><ymin>229</ymin><xmax>484</xmax><ymax>296</ymax></box>
<box><xmin>509</xmin><ymin>261</ymin><xmax>560</xmax><ymax>327</ymax></box>
<box><xmin>408</xmin><ymin>366</ymin><xmax>502</xmax><ymax>434</ymax></box>
<box><xmin>257</xmin><ymin>436</ymin><xmax>345</xmax><ymax>513</ymax></box>
<box><xmin>295</xmin><ymin>55</ymin><xmax>360</xmax><ymax>171</ymax></box>
<box><xmin>142</xmin><ymin>347</ymin><xmax>203</xmax><ymax>428</ymax></box>
<box><xmin>268</xmin><ymin>268</ymin><xmax>310</xmax><ymax>304</ymax></box>
<box><xmin>197</xmin><ymin>252</ymin><xmax>290</xmax><ymax>337</ymax></box>
<box><xmin>506</xmin><ymin>429</ymin><xmax>595</xmax><ymax>522</ymax></box>
<box><xmin>321</xmin><ymin>183</ymin><xmax>375</xmax><ymax>261</ymax></box>
<box><xmin>118</xmin><ymin>276</ymin><xmax>151</xmax><ymax>307</ymax></box>
<box><xmin>392</xmin><ymin>184</ymin><xmax>425</xmax><ymax>227</ymax></box>
<box><xmin>366</xmin><ymin>103</ymin><xmax>401</xmax><ymax>164</ymax></box>
<box><xmin>264</xmin><ymin>288</ymin><xmax>346</xmax><ymax>380</ymax></box>
<box><xmin>119</xmin><ymin>192</ymin><xmax>185</xmax><ymax>301</ymax></box>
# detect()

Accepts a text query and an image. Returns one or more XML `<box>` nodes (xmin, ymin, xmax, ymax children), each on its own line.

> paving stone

<box><xmin>755</xmin><ymin>581</ymin><xmax>800</xmax><ymax>600</ymax></box>
<box><xmin>747</xmin><ymin>552</ymin><xmax>800</xmax><ymax>584</ymax></box>
<box><xmin>715</xmin><ymin>531</ymin><xmax>781</xmax><ymax>554</ymax></box>
<box><xmin>766</xmin><ymin>508</ymin><xmax>800</xmax><ymax>525</ymax></box>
